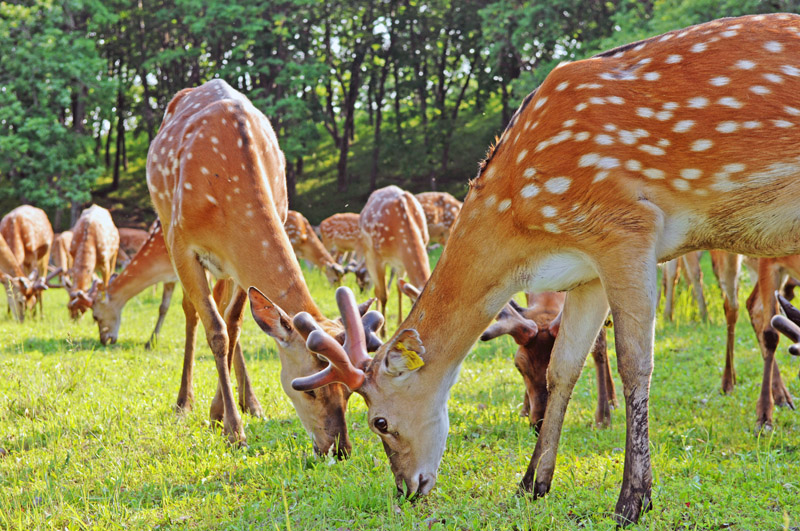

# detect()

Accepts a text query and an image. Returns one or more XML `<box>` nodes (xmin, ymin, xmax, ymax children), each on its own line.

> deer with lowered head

<box><xmin>116</xmin><ymin>227</ymin><xmax>151</xmax><ymax>269</ymax></box>
<box><xmin>319</xmin><ymin>212</ymin><xmax>369</xmax><ymax>290</ymax></box>
<box><xmin>288</xmin><ymin>14</ymin><xmax>800</xmax><ymax>525</ymax></box>
<box><xmin>415</xmin><ymin>191</ymin><xmax>462</xmax><ymax>247</ymax></box>
<box><xmin>147</xmin><ymin>79</ymin><xmax>381</xmax><ymax>453</ymax></box>
<box><xmin>50</xmin><ymin>230</ymin><xmax>74</xmax><ymax>287</ymax></box>
<box><xmin>284</xmin><ymin>210</ymin><xmax>344</xmax><ymax>285</ymax></box>
<box><xmin>0</xmin><ymin>234</ymin><xmax>37</xmax><ymax>322</ymax></box>
<box><xmin>360</xmin><ymin>185</ymin><xmax>430</xmax><ymax>326</ymax></box>
<box><xmin>66</xmin><ymin>204</ymin><xmax>120</xmax><ymax>320</ymax></box>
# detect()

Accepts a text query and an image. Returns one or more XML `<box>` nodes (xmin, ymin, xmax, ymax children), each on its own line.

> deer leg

<box><xmin>681</xmin><ymin>252</ymin><xmax>708</xmax><ymax>322</ymax></box>
<box><xmin>176</xmin><ymin>288</ymin><xmax>198</xmax><ymax>412</ymax></box>
<box><xmin>712</xmin><ymin>252</ymin><xmax>741</xmax><ymax>394</ymax></box>
<box><xmin>771</xmin><ymin>358</ymin><xmax>794</xmax><ymax>409</ymax></box>
<box><xmin>172</xmin><ymin>247</ymin><xmax>243</xmax><ymax>443</ymax></box>
<box><xmin>396</xmin><ymin>271</ymin><xmax>403</xmax><ymax>326</ymax></box>
<box><xmin>146</xmin><ymin>281</ymin><xmax>176</xmax><ymax>350</ymax></box>
<box><xmin>225</xmin><ymin>286</ymin><xmax>263</xmax><ymax>417</ymax></box>
<box><xmin>521</xmin><ymin>278</ymin><xmax>609</xmax><ymax>494</ymax></box>
<box><xmin>591</xmin><ymin>327</ymin><xmax>612</xmax><ymax>428</ymax></box>
<box><xmin>367</xmin><ymin>254</ymin><xmax>387</xmax><ymax>336</ymax></box>
<box><xmin>661</xmin><ymin>259</ymin><xmax>678</xmax><ymax>322</ymax></box>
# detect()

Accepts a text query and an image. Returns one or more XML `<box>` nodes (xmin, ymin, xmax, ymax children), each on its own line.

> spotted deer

<box><xmin>66</xmin><ymin>205</ymin><xmax>120</xmax><ymax>319</ymax></box>
<box><xmin>284</xmin><ymin>210</ymin><xmax>344</xmax><ymax>285</ymax></box>
<box><xmin>290</xmin><ymin>14</ymin><xmax>800</xmax><ymax>525</ymax></box>
<box><xmin>147</xmin><ymin>79</ymin><xmax>381</xmax><ymax>453</ymax></box>
<box><xmin>1</xmin><ymin>205</ymin><xmax>54</xmax><ymax>317</ymax></box>
<box><xmin>319</xmin><ymin>212</ymin><xmax>369</xmax><ymax>290</ymax></box>
<box><xmin>415</xmin><ymin>191</ymin><xmax>463</xmax><ymax>246</ymax></box>
<box><xmin>360</xmin><ymin>185</ymin><xmax>430</xmax><ymax>325</ymax></box>
<box><xmin>0</xmin><ymin>233</ymin><xmax>36</xmax><ymax>322</ymax></box>
<box><xmin>91</xmin><ymin>220</ymin><xmax>178</xmax><ymax>349</ymax></box>
<box><xmin>117</xmin><ymin>227</ymin><xmax>151</xmax><ymax>269</ymax></box>
<box><xmin>50</xmin><ymin>230</ymin><xmax>74</xmax><ymax>287</ymax></box>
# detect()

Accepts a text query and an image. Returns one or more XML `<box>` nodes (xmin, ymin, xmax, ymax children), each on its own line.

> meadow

<box><xmin>1</xmin><ymin>256</ymin><xmax>799</xmax><ymax>530</ymax></box>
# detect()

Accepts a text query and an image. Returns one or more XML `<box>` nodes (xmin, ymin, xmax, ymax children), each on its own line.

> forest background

<box><xmin>2</xmin><ymin>0</ymin><xmax>799</xmax><ymax>228</ymax></box>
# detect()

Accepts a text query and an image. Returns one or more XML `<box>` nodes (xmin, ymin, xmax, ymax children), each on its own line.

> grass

<box><xmin>1</xmin><ymin>254</ymin><xmax>799</xmax><ymax>530</ymax></box>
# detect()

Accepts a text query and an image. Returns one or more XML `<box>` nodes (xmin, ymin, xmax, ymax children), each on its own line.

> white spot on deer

<box><xmin>718</xmin><ymin>97</ymin><xmax>743</xmax><ymax>109</ymax></box>
<box><xmin>160</xmin><ymin>147</ymin><xmax>166</xmax><ymax>155</ymax></box>
<box><xmin>691</xmin><ymin>139</ymin><xmax>713</xmax><ymax>152</ymax></box>
<box><xmin>541</xmin><ymin>206</ymin><xmax>557</xmax><ymax>218</ymax></box>
<box><xmin>597</xmin><ymin>157</ymin><xmax>620</xmax><ymax>169</ymax></box>
<box><xmin>563</xmin><ymin>119</ymin><xmax>577</xmax><ymax>128</ymax></box>
<box><xmin>723</xmin><ymin>163</ymin><xmax>746</xmax><ymax>173</ymax></box>
<box><xmin>763</xmin><ymin>73</ymin><xmax>783</xmax><ymax>83</ymax></box>
<box><xmin>575</xmin><ymin>102</ymin><xmax>588</xmax><ymax>112</ymax></box>
<box><xmin>665</xmin><ymin>54</ymin><xmax>682</xmax><ymax>64</ymax></box>
<box><xmin>690</xmin><ymin>42</ymin><xmax>707</xmax><ymax>53</ymax></box>
<box><xmin>710</xmin><ymin>76</ymin><xmax>730</xmax><ymax>87</ymax></box>
<box><xmin>687</xmin><ymin>97</ymin><xmax>709</xmax><ymax>108</ymax></box>
<box><xmin>655</xmin><ymin>111</ymin><xmax>673</xmax><ymax>121</ymax></box>
<box><xmin>211</xmin><ymin>136</ymin><xmax>219</xmax><ymax>145</ymax></box>
<box><xmin>579</xmin><ymin>153</ymin><xmax>600</xmax><ymax>167</ymax></box>
<box><xmin>226</xmin><ymin>195</ymin><xmax>232</xmax><ymax>202</ymax></box>
<box><xmin>657</xmin><ymin>139</ymin><xmax>671</xmax><ymax>147</ymax></box>
<box><xmin>485</xmin><ymin>195</ymin><xmax>497</xmax><ymax>207</ymax></box>
<box><xmin>672</xmin><ymin>179</ymin><xmax>690</xmax><ymax>191</ymax></box>
<box><xmin>533</xmin><ymin>97</ymin><xmax>548</xmax><ymax>110</ymax></box>
<box><xmin>662</xmin><ymin>102</ymin><xmax>679</xmax><ymax>111</ymax></box>
<box><xmin>593</xmin><ymin>171</ymin><xmax>609</xmax><ymax>183</ymax></box>
<box><xmin>625</xmin><ymin>160</ymin><xmax>642</xmax><ymax>171</ymax></box>
<box><xmin>574</xmin><ymin>131</ymin><xmax>591</xmax><ymax>141</ymax></box>
<box><xmin>644</xmin><ymin>72</ymin><xmax>661</xmax><ymax>81</ymax></box>
<box><xmin>589</xmin><ymin>97</ymin><xmax>606</xmax><ymax>105</ymax></box>
<box><xmin>595</xmin><ymin>134</ymin><xmax>614</xmax><ymax>145</ymax></box>
<box><xmin>577</xmin><ymin>83</ymin><xmax>603</xmax><ymax>89</ymax></box>
<box><xmin>716</xmin><ymin>121</ymin><xmax>739</xmax><ymax>133</ymax></box>
<box><xmin>234</xmin><ymin>187</ymin><xmax>241</xmax><ymax>194</ymax></box>
<box><xmin>556</xmin><ymin>81</ymin><xmax>570</xmax><ymax>91</ymax></box>
<box><xmin>735</xmin><ymin>59</ymin><xmax>756</xmax><ymax>70</ymax></box>
<box><xmin>781</xmin><ymin>65</ymin><xmax>800</xmax><ymax>77</ymax></box>
<box><xmin>636</xmin><ymin>107</ymin><xmax>654</xmax><ymax>118</ymax></box>
<box><xmin>764</xmin><ymin>41</ymin><xmax>783</xmax><ymax>53</ymax></box>
<box><xmin>543</xmin><ymin>223</ymin><xmax>561</xmax><ymax>234</ymax></box>
<box><xmin>523</xmin><ymin>168</ymin><xmax>537</xmax><ymax>178</ymax></box>
<box><xmin>639</xmin><ymin>145</ymin><xmax>665</xmax><ymax>156</ymax></box>
<box><xmin>607</xmin><ymin>96</ymin><xmax>625</xmax><ymax>105</ymax></box>
<box><xmin>643</xmin><ymin>168</ymin><xmax>665</xmax><ymax>179</ymax></box>
<box><xmin>497</xmin><ymin>199</ymin><xmax>511</xmax><ymax>213</ymax></box>
<box><xmin>773</xmin><ymin>119</ymin><xmax>794</xmax><ymax>128</ymax></box>
<box><xmin>517</xmin><ymin>150</ymin><xmax>528</xmax><ymax>164</ymax></box>
<box><xmin>246</xmin><ymin>210</ymin><xmax>254</xmax><ymax>218</ymax></box>
<box><xmin>603</xmin><ymin>124</ymin><xmax>617</xmax><ymax>132</ymax></box>
<box><xmin>206</xmin><ymin>194</ymin><xmax>218</xmax><ymax>205</ymax></box>
<box><xmin>200</xmin><ymin>167</ymin><xmax>210</xmax><ymax>175</ymax></box>
<box><xmin>743</xmin><ymin>120</ymin><xmax>762</xmax><ymax>129</ymax></box>
<box><xmin>521</xmin><ymin>184</ymin><xmax>540</xmax><ymax>198</ymax></box>
<box><xmin>183</xmin><ymin>182</ymin><xmax>193</xmax><ymax>191</ymax></box>
<box><xmin>721</xmin><ymin>30</ymin><xmax>738</xmax><ymax>38</ymax></box>
<box><xmin>750</xmin><ymin>85</ymin><xmax>771</xmax><ymax>95</ymax></box>
<box><xmin>681</xmin><ymin>169</ymin><xmax>702</xmax><ymax>180</ymax></box>
<box><xmin>545</xmin><ymin>177</ymin><xmax>571</xmax><ymax>194</ymax></box>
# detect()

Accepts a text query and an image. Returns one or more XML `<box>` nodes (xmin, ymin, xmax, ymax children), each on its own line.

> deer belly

<box><xmin>521</xmin><ymin>251</ymin><xmax>597</xmax><ymax>293</ymax></box>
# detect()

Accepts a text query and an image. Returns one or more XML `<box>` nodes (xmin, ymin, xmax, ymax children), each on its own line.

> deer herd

<box><xmin>4</xmin><ymin>13</ymin><xmax>800</xmax><ymax>526</ymax></box>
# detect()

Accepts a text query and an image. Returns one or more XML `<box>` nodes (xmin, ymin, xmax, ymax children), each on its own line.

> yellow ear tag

<box><xmin>396</xmin><ymin>341</ymin><xmax>425</xmax><ymax>370</ymax></box>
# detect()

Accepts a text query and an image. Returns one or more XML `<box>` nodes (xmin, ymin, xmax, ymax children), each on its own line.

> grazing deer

<box><xmin>90</xmin><ymin>220</ymin><xmax>178</xmax><ymax>349</ymax></box>
<box><xmin>284</xmin><ymin>210</ymin><xmax>344</xmax><ymax>285</ymax></box>
<box><xmin>481</xmin><ymin>292</ymin><xmax>617</xmax><ymax>429</ymax></box>
<box><xmin>290</xmin><ymin>15</ymin><xmax>800</xmax><ymax>525</ymax></box>
<box><xmin>319</xmin><ymin>212</ymin><xmax>369</xmax><ymax>290</ymax></box>
<box><xmin>360</xmin><ymin>185</ymin><xmax>430</xmax><ymax>325</ymax></box>
<box><xmin>660</xmin><ymin>251</ymin><xmax>708</xmax><ymax>322</ymax></box>
<box><xmin>415</xmin><ymin>191</ymin><xmax>463</xmax><ymax>246</ymax></box>
<box><xmin>0</xmin><ymin>205</ymin><xmax>53</xmax><ymax>316</ymax></box>
<box><xmin>117</xmin><ymin>227</ymin><xmax>151</xmax><ymax>268</ymax></box>
<box><xmin>50</xmin><ymin>231</ymin><xmax>74</xmax><ymax>287</ymax></box>
<box><xmin>0</xmin><ymin>234</ymin><xmax>36</xmax><ymax>322</ymax></box>
<box><xmin>67</xmin><ymin>205</ymin><xmax>120</xmax><ymax>319</ymax></box>
<box><xmin>147</xmin><ymin>79</ymin><xmax>381</xmax><ymax>453</ymax></box>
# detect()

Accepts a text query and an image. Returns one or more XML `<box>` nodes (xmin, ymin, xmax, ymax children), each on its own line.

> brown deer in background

<box><xmin>415</xmin><ymin>191</ymin><xmax>462</xmax><ymax>247</ymax></box>
<box><xmin>1</xmin><ymin>205</ymin><xmax>53</xmax><ymax>317</ymax></box>
<box><xmin>284</xmin><ymin>210</ymin><xmax>344</xmax><ymax>285</ymax></box>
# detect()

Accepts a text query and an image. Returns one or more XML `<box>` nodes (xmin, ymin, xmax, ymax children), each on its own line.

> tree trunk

<box><xmin>112</xmin><ymin>90</ymin><xmax>124</xmax><ymax>191</ymax></box>
<box><xmin>104</xmin><ymin>117</ymin><xmax>113</xmax><ymax>168</ymax></box>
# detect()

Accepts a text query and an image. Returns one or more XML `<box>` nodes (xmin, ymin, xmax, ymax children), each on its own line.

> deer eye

<box><xmin>373</xmin><ymin>417</ymin><xmax>389</xmax><ymax>433</ymax></box>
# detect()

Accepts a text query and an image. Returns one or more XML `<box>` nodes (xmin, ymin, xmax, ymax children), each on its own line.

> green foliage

<box><xmin>1</xmin><ymin>258</ymin><xmax>799</xmax><ymax>529</ymax></box>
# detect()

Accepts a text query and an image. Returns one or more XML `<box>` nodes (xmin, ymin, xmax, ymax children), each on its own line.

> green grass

<box><xmin>1</xmin><ymin>256</ymin><xmax>799</xmax><ymax>530</ymax></box>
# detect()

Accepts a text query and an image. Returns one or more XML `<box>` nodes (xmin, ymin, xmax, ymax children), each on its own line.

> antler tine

<box><xmin>293</xmin><ymin>311</ymin><xmax>323</xmax><ymax>341</ymax></box>
<box><xmin>770</xmin><ymin>315</ymin><xmax>800</xmax><ymax>357</ymax></box>
<box><xmin>776</xmin><ymin>292</ymin><xmax>800</xmax><ymax>324</ymax></box>
<box><xmin>301</xmin><ymin>329</ymin><xmax>366</xmax><ymax>391</ymax></box>
<box><xmin>361</xmin><ymin>310</ymin><xmax>384</xmax><ymax>352</ymax></box>
<box><xmin>335</xmin><ymin>286</ymin><xmax>371</xmax><ymax>369</ymax></box>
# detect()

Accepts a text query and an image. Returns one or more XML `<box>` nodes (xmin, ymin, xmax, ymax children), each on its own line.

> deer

<box><xmin>50</xmin><ymin>230</ymin><xmax>74</xmax><ymax>287</ymax></box>
<box><xmin>90</xmin><ymin>220</ymin><xmax>178</xmax><ymax>349</ymax></box>
<box><xmin>284</xmin><ymin>210</ymin><xmax>344</xmax><ymax>285</ymax></box>
<box><xmin>415</xmin><ymin>191</ymin><xmax>463</xmax><ymax>246</ymax></box>
<box><xmin>0</xmin><ymin>205</ymin><xmax>53</xmax><ymax>317</ymax></box>
<box><xmin>288</xmin><ymin>14</ymin><xmax>800</xmax><ymax>525</ymax></box>
<box><xmin>147</xmin><ymin>79</ymin><xmax>382</xmax><ymax>453</ymax></box>
<box><xmin>319</xmin><ymin>212</ymin><xmax>369</xmax><ymax>290</ymax></box>
<box><xmin>66</xmin><ymin>204</ymin><xmax>120</xmax><ymax>320</ymax></box>
<box><xmin>0</xmin><ymin>234</ymin><xmax>37</xmax><ymax>322</ymax></box>
<box><xmin>771</xmin><ymin>291</ymin><xmax>800</xmax><ymax>358</ymax></box>
<box><xmin>359</xmin><ymin>185</ymin><xmax>430</xmax><ymax>326</ymax></box>
<box><xmin>117</xmin><ymin>227</ymin><xmax>151</xmax><ymax>269</ymax></box>
<box><xmin>660</xmin><ymin>251</ymin><xmax>708</xmax><ymax>321</ymax></box>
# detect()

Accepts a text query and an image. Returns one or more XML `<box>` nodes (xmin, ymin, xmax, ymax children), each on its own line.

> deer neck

<box><xmin>70</xmin><ymin>237</ymin><xmax>97</xmax><ymax>293</ymax></box>
<box><xmin>0</xmin><ymin>238</ymin><xmax>23</xmax><ymax>278</ymax></box>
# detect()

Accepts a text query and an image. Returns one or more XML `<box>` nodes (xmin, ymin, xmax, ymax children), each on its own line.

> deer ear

<box><xmin>382</xmin><ymin>329</ymin><xmax>425</xmax><ymax>377</ymax></box>
<box><xmin>248</xmin><ymin>286</ymin><xmax>294</xmax><ymax>345</ymax></box>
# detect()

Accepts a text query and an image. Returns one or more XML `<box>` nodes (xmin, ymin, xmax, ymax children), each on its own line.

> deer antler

<box><xmin>772</xmin><ymin>292</ymin><xmax>800</xmax><ymax>357</ymax></box>
<box><xmin>292</xmin><ymin>287</ymin><xmax>373</xmax><ymax>392</ymax></box>
<box><xmin>480</xmin><ymin>299</ymin><xmax>539</xmax><ymax>345</ymax></box>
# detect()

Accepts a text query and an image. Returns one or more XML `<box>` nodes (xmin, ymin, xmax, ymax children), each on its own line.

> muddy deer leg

<box><xmin>146</xmin><ymin>281</ymin><xmax>176</xmax><ymax>350</ymax></box>
<box><xmin>173</xmin><ymin>247</ymin><xmax>243</xmax><ymax>443</ymax></box>
<box><xmin>591</xmin><ymin>327</ymin><xmax>612</xmax><ymax>428</ymax></box>
<box><xmin>521</xmin><ymin>278</ymin><xmax>609</xmax><ymax>494</ymax></box>
<box><xmin>176</xmin><ymin>288</ymin><xmax>198</xmax><ymax>412</ymax></box>
<box><xmin>771</xmin><ymin>359</ymin><xmax>794</xmax><ymax>409</ymax></box>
